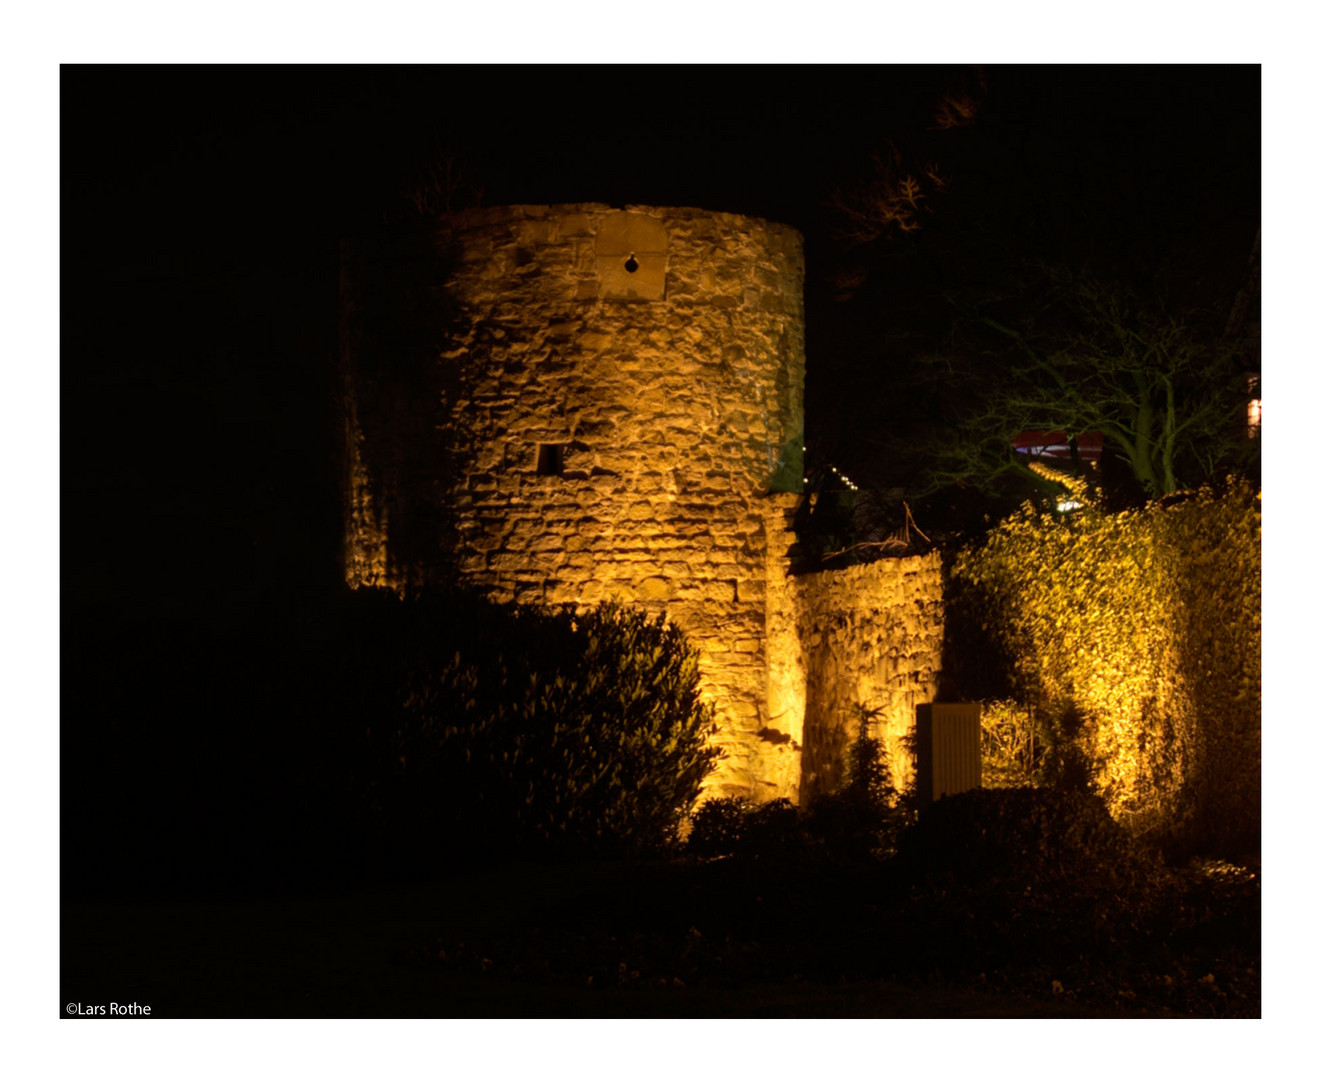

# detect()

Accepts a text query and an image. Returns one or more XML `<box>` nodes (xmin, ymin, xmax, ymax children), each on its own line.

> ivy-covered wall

<box><xmin>944</xmin><ymin>479</ymin><xmax>1260</xmax><ymax>854</ymax></box>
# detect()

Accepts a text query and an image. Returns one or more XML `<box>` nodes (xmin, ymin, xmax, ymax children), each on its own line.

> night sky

<box><xmin>61</xmin><ymin>64</ymin><xmax>1261</xmax><ymax>614</ymax></box>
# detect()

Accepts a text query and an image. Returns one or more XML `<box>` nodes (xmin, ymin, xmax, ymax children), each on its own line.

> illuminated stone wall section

<box><xmin>594</xmin><ymin>211</ymin><xmax>668</xmax><ymax>300</ymax></box>
<box><xmin>761</xmin><ymin>492</ymin><xmax>806</xmax><ymax>801</ymax></box>
<box><xmin>341</xmin><ymin>395</ymin><xmax>390</xmax><ymax>590</ymax></box>
<box><xmin>344</xmin><ymin>204</ymin><xmax>807</xmax><ymax>801</ymax></box>
<box><xmin>792</xmin><ymin>553</ymin><xmax>945</xmax><ymax>802</ymax></box>
<box><xmin>338</xmin><ymin>253</ymin><xmax>390</xmax><ymax>589</ymax></box>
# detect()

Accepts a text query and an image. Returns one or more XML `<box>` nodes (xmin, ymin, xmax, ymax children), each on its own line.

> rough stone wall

<box><xmin>792</xmin><ymin>553</ymin><xmax>944</xmax><ymax>802</ymax></box>
<box><xmin>340</xmin><ymin>204</ymin><xmax>806</xmax><ymax>801</ymax></box>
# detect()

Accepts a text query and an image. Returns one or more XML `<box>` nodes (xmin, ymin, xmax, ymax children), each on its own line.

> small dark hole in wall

<box><xmin>624</xmin><ymin>253</ymin><xmax>639</xmax><ymax>274</ymax></box>
<box><xmin>536</xmin><ymin>444</ymin><xmax>566</xmax><ymax>476</ymax></box>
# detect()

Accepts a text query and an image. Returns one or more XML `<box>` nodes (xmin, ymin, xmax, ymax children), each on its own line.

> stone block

<box><xmin>636</xmin><ymin>576</ymin><xmax>672</xmax><ymax>601</ymax></box>
<box><xmin>558</xmin><ymin>214</ymin><xmax>592</xmax><ymax>237</ymax></box>
<box><xmin>518</xmin><ymin>219</ymin><xmax>558</xmax><ymax>245</ymax></box>
<box><xmin>545</xmin><ymin>319</ymin><xmax>583</xmax><ymax>338</ymax></box>
<box><xmin>577</xmin><ymin>331</ymin><xmax>613</xmax><ymax>352</ymax></box>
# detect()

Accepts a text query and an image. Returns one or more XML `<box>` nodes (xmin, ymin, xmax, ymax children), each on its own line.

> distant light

<box><xmin>828</xmin><ymin>464</ymin><xmax>859</xmax><ymax>491</ymax></box>
<box><xmin>1057</xmin><ymin>499</ymin><xmax>1083</xmax><ymax>512</ymax></box>
<box><xmin>1248</xmin><ymin>398</ymin><xmax>1261</xmax><ymax>439</ymax></box>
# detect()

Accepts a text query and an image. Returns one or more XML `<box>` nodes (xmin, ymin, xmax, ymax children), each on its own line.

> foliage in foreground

<box><xmin>688</xmin><ymin>720</ymin><xmax>909</xmax><ymax>860</ymax></box>
<box><xmin>313</xmin><ymin>589</ymin><xmax>721</xmax><ymax>865</ymax></box>
<box><xmin>419</xmin><ymin>786</ymin><xmax>1259</xmax><ymax>1016</ymax></box>
<box><xmin>889</xmin><ymin>787</ymin><xmax>1257</xmax><ymax>1013</ymax></box>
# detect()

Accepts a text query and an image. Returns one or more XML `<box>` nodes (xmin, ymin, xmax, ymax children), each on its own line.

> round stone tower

<box><xmin>339</xmin><ymin>204</ymin><xmax>807</xmax><ymax>800</ymax></box>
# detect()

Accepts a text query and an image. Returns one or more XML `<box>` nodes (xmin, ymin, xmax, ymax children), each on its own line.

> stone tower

<box><xmin>339</xmin><ymin>204</ymin><xmax>809</xmax><ymax>801</ymax></box>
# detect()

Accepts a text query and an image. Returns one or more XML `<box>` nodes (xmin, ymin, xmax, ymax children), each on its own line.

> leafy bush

<box><xmin>687</xmin><ymin>714</ymin><xmax>912</xmax><ymax>862</ymax></box>
<box><xmin>742</xmin><ymin>798</ymin><xmax>802</xmax><ymax>850</ymax></box>
<box><xmin>893</xmin><ymin>786</ymin><xmax>1170</xmax><ymax>977</ymax></box>
<box><xmin>898</xmin><ymin>786</ymin><xmax>1150</xmax><ymax>889</ymax></box>
<box><xmin>945</xmin><ymin>478</ymin><xmax>1260</xmax><ymax>855</ymax></box>
<box><xmin>980</xmin><ymin>700</ymin><xmax>1039</xmax><ymax>788</ymax></box>
<box><xmin>982</xmin><ymin>697</ymin><xmax>1102</xmax><ymax>796</ymax></box>
<box><xmin>314</xmin><ymin>590</ymin><xmax>722</xmax><ymax>865</ymax></box>
<box><xmin>686</xmin><ymin>797</ymin><xmax>753</xmax><ymax>858</ymax></box>
<box><xmin>805</xmin><ymin>713</ymin><xmax>911</xmax><ymax>856</ymax></box>
<box><xmin>687</xmin><ymin>797</ymin><xmax>808</xmax><ymax>859</ymax></box>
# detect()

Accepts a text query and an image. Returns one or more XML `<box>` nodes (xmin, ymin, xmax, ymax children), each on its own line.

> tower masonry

<box><xmin>340</xmin><ymin>204</ymin><xmax>810</xmax><ymax>800</ymax></box>
<box><xmin>341</xmin><ymin>203</ymin><xmax>946</xmax><ymax>804</ymax></box>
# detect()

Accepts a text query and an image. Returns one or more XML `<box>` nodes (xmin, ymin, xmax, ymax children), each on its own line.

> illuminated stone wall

<box><xmin>792</xmin><ymin>553</ymin><xmax>945</xmax><ymax>802</ymax></box>
<box><xmin>341</xmin><ymin>204</ymin><xmax>807</xmax><ymax>801</ymax></box>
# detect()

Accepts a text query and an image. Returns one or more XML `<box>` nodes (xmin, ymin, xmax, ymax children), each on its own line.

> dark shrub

<box><xmin>805</xmin><ymin>715</ymin><xmax>910</xmax><ymax>858</ymax></box>
<box><xmin>687</xmin><ymin>796</ymin><xmax>751</xmax><ymax>858</ymax></box>
<box><xmin>687</xmin><ymin>719</ymin><xmax>911</xmax><ymax>864</ymax></box>
<box><xmin>890</xmin><ymin>786</ymin><xmax>1168</xmax><ymax>976</ymax></box>
<box><xmin>687</xmin><ymin>797</ymin><xmax>810</xmax><ymax>859</ymax></box>
<box><xmin>898</xmin><ymin>786</ymin><xmax>1149</xmax><ymax>888</ymax></box>
<box><xmin>742</xmin><ymin>798</ymin><xmax>803</xmax><ymax>852</ymax></box>
<box><xmin>366</xmin><ymin>593</ymin><xmax>722</xmax><ymax>861</ymax></box>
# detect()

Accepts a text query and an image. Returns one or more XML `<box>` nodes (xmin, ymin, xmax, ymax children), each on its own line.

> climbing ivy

<box><xmin>947</xmin><ymin>477</ymin><xmax>1260</xmax><ymax>855</ymax></box>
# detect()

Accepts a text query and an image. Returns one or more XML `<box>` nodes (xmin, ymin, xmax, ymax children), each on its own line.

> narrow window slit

<box><xmin>536</xmin><ymin>443</ymin><xmax>566</xmax><ymax>476</ymax></box>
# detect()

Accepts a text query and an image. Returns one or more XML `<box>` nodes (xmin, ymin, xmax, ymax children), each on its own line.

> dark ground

<box><xmin>57</xmin><ymin>865</ymin><xmax>1112</xmax><ymax>1018</ymax></box>
<box><xmin>61</xmin><ymin>852</ymin><xmax>1259</xmax><ymax>1019</ymax></box>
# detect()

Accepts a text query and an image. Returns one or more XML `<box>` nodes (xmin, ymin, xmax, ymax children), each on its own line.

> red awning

<box><xmin>1011</xmin><ymin>430</ymin><xmax>1104</xmax><ymax>461</ymax></box>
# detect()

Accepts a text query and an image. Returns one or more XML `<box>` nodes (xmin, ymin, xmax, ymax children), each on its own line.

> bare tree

<box><xmin>827</xmin><ymin>67</ymin><xmax>986</xmax><ymax>253</ymax></box>
<box><xmin>912</xmin><ymin>267</ymin><xmax>1256</xmax><ymax>503</ymax></box>
<box><xmin>397</xmin><ymin>141</ymin><xmax>484</xmax><ymax>218</ymax></box>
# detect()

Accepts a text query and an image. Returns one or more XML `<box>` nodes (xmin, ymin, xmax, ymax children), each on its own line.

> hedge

<box><xmin>944</xmin><ymin>477</ymin><xmax>1260</xmax><ymax>855</ymax></box>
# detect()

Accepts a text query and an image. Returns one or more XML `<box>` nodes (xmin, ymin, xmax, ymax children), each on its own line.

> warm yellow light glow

<box><xmin>954</xmin><ymin>478</ymin><xmax>1260</xmax><ymax>849</ymax></box>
